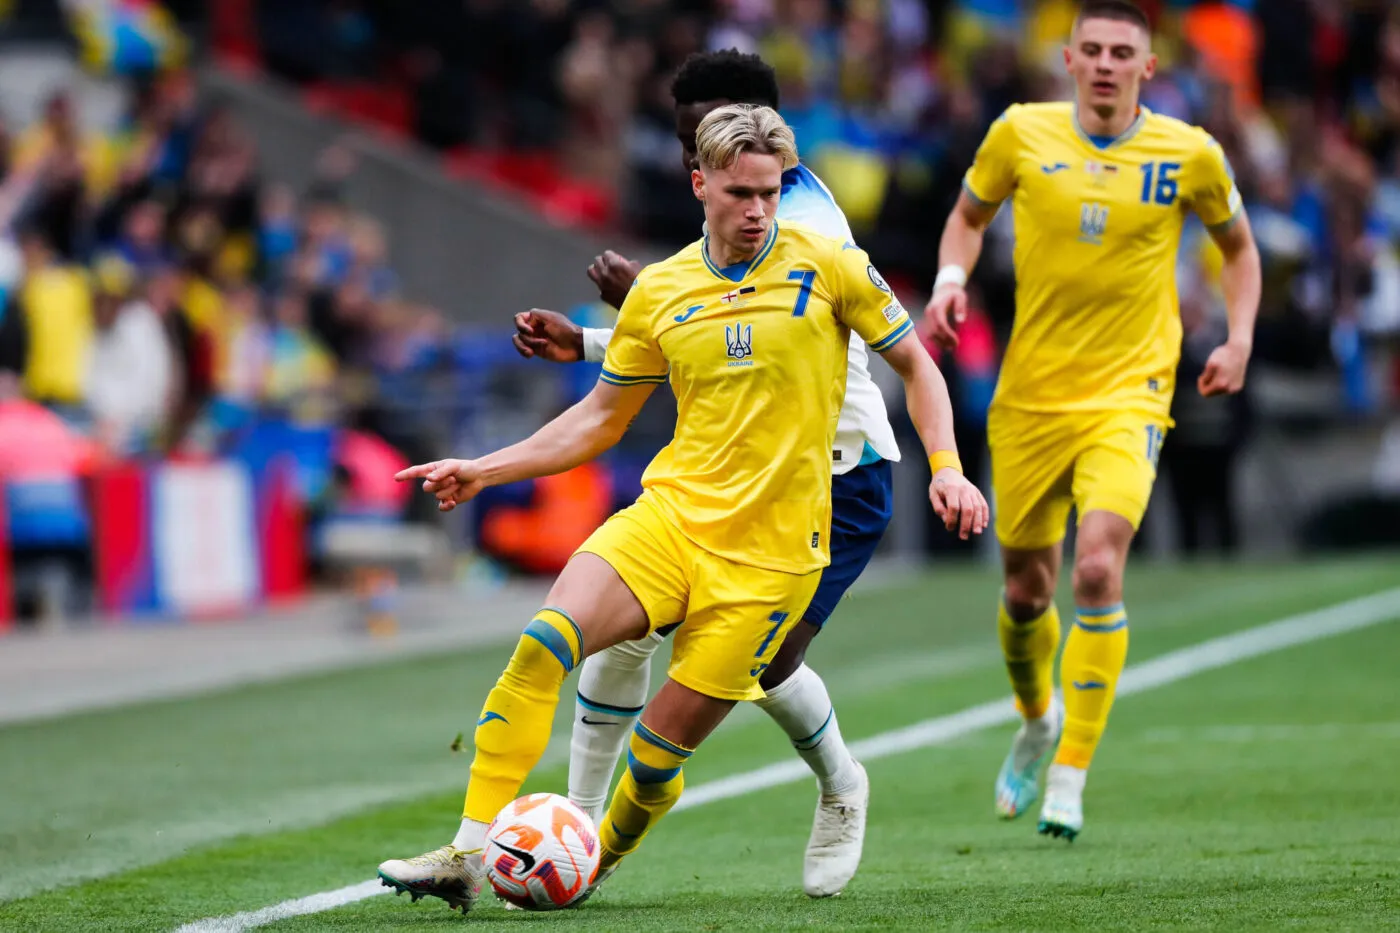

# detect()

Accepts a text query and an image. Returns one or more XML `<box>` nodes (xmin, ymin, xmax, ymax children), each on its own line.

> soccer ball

<box><xmin>484</xmin><ymin>793</ymin><xmax>600</xmax><ymax>910</ymax></box>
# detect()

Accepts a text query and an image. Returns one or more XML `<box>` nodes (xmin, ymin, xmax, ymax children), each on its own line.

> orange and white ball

<box><xmin>484</xmin><ymin>793</ymin><xmax>600</xmax><ymax>910</ymax></box>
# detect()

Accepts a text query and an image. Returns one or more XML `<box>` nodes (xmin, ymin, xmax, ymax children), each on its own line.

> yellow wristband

<box><xmin>929</xmin><ymin>450</ymin><xmax>963</xmax><ymax>476</ymax></box>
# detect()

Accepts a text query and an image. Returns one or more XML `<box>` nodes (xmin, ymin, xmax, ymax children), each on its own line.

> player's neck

<box><xmin>1075</xmin><ymin>99</ymin><xmax>1140</xmax><ymax>141</ymax></box>
<box><xmin>707</xmin><ymin>234</ymin><xmax>760</xmax><ymax>269</ymax></box>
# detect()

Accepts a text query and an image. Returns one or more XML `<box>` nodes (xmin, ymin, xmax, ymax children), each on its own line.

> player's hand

<box><xmin>921</xmin><ymin>285</ymin><xmax>968</xmax><ymax>351</ymax></box>
<box><xmin>394</xmin><ymin>459</ymin><xmax>486</xmax><ymax>512</ymax></box>
<box><xmin>1197</xmin><ymin>340</ymin><xmax>1251</xmax><ymax>397</ymax></box>
<box><xmin>929</xmin><ymin>468</ymin><xmax>990</xmax><ymax>540</ymax></box>
<box><xmin>513</xmin><ymin>309</ymin><xmax>584</xmax><ymax>363</ymax></box>
<box><xmin>587</xmin><ymin>250</ymin><xmax>642</xmax><ymax>309</ymax></box>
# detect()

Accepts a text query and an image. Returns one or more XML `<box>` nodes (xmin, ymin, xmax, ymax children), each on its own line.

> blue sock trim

<box><xmin>541</xmin><ymin>606</ymin><xmax>585</xmax><ymax>658</ymax></box>
<box><xmin>524</xmin><ymin>618</ymin><xmax>577</xmax><ymax>672</ymax></box>
<box><xmin>626</xmin><ymin>749</ymin><xmax>682</xmax><ymax>784</ymax></box>
<box><xmin>577</xmin><ymin>691</ymin><xmax>645</xmax><ymax>716</ymax></box>
<box><xmin>633</xmin><ymin>722</ymin><xmax>693</xmax><ymax>760</ymax></box>
<box><xmin>1074</xmin><ymin>618</ymin><xmax>1127</xmax><ymax>633</ymax></box>
<box><xmin>1076</xmin><ymin>603</ymin><xmax>1125</xmax><ymax>618</ymax></box>
<box><xmin>792</xmin><ymin>709</ymin><xmax>834</xmax><ymax>751</ymax></box>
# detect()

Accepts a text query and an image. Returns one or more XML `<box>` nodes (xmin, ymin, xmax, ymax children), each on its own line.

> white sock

<box><xmin>567</xmin><ymin>633</ymin><xmax>662</xmax><ymax>822</ymax></box>
<box><xmin>755</xmin><ymin>664</ymin><xmax>860</xmax><ymax>797</ymax></box>
<box><xmin>452</xmin><ymin>818</ymin><xmax>487</xmax><ymax>852</ymax></box>
<box><xmin>1013</xmin><ymin>694</ymin><xmax>1062</xmax><ymax>771</ymax></box>
<box><xmin>1046</xmin><ymin>763</ymin><xmax>1087</xmax><ymax>796</ymax></box>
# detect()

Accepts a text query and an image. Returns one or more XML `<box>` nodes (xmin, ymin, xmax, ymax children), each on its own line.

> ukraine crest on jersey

<box><xmin>963</xmin><ymin>102</ymin><xmax>1243</xmax><ymax>416</ymax></box>
<box><xmin>601</xmin><ymin>221</ymin><xmax>913</xmax><ymax>574</ymax></box>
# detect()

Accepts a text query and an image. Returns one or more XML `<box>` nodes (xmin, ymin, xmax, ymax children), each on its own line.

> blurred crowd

<box><xmin>0</xmin><ymin>68</ymin><xmax>456</xmax><ymax>498</ymax></box>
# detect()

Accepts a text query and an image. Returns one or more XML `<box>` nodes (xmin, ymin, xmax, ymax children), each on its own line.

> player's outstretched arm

<box><xmin>922</xmin><ymin>191</ymin><xmax>999</xmax><ymax>350</ymax></box>
<box><xmin>394</xmin><ymin>380</ymin><xmax>656</xmax><ymax>512</ymax></box>
<box><xmin>512</xmin><ymin>309</ymin><xmax>615</xmax><ymax>364</ymax></box>
<box><xmin>879</xmin><ymin>335</ymin><xmax>990</xmax><ymax>540</ymax></box>
<box><xmin>1198</xmin><ymin>213</ymin><xmax>1261</xmax><ymax>397</ymax></box>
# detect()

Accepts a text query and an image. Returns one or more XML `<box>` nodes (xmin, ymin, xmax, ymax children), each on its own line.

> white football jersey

<box><xmin>581</xmin><ymin>162</ymin><xmax>900</xmax><ymax>476</ymax></box>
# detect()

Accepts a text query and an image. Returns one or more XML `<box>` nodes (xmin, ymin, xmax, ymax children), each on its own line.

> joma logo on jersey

<box><xmin>1079</xmin><ymin>202</ymin><xmax>1109</xmax><ymax>245</ymax></box>
<box><xmin>725</xmin><ymin>322</ymin><xmax>753</xmax><ymax>366</ymax></box>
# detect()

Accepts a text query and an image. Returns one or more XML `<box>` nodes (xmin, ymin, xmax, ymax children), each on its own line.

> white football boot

<box><xmin>378</xmin><ymin>844</ymin><xmax>485</xmax><ymax>912</ymax></box>
<box><xmin>1037</xmin><ymin>763</ymin><xmax>1087</xmax><ymax>841</ymax></box>
<box><xmin>994</xmin><ymin>695</ymin><xmax>1063</xmax><ymax>820</ymax></box>
<box><xmin>803</xmin><ymin>760</ymin><xmax>869</xmax><ymax>897</ymax></box>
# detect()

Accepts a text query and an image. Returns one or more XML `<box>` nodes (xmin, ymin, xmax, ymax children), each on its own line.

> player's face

<box><xmin>1065</xmin><ymin>17</ymin><xmax>1156</xmax><ymax>113</ymax></box>
<box><xmin>676</xmin><ymin>99</ymin><xmax>734</xmax><ymax>172</ymax></box>
<box><xmin>692</xmin><ymin>151</ymin><xmax>783</xmax><ymax>258</ymax></box>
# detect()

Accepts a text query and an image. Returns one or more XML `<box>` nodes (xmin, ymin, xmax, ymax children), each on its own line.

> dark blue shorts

<box><xmin>653</xmin><ymin>458</ymin><xmax>893</xmax><ymax>638</ymax></box>
<box><xmin>803</xmin><ymin>458</ymin><xmax>894</xmax><ymax>628</ymax></box>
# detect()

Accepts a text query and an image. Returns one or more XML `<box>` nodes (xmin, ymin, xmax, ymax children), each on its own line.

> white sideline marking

<box><xmin>176</xmin><ymin>881</ymin><xmax>384</xmax><ymax>933</ymax></box>
<box><xmin>175</xmin><ymin>586</ymin><xmax>1400</xmax><ymax>931</ymax></box>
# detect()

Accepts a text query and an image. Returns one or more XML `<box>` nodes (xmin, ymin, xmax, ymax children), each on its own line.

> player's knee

<box><xmin>1072</xmin><ymin>549</ymin><xmax>1123</xmax><ymax>604</ymax></box>
<box><xmin>1003</xmin><ymin>575</ymin><xmax>1054</xmax><ymax>621</ymax></box>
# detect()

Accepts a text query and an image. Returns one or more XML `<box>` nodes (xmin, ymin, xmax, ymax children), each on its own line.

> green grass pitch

<box><xmin>2</xmin><ymin>557</ymin><xmax>1398</xmax><ymax>931</ymax></box>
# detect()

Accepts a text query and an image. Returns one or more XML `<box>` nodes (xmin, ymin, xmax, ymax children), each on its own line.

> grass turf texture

<box><xmin>2</xmin><ymin>558</ymin><xmax>1398</xmax><ymax>931</ymax></box>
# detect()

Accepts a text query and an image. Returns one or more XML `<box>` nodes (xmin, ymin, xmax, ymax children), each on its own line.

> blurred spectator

<box><xmin>17</xmin><ymin>227</ymin><xmax>92</xmax><ymax>416</ymax></box>
<box><xmin>84</xmin><ymin>254</ymin><xmax>175</xmax><ymax>455</ymax></box>
<box><xmin>1160</xmin><ymin>279</ymin><xmax>1251</xmax><ymax>555</ymax></box>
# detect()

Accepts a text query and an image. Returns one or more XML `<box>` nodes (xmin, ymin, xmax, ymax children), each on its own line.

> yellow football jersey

<box><xmin>964</xmin><ymin>102</ymin><xmax>1243</xmax><ymax>415</ymax></box>
<box><xmin>602</xmin><ymin>221</ymin><xmax>913</xmax><ymax>574</ymax></box>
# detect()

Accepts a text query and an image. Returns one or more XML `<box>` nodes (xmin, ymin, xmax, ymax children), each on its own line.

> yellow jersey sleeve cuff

<box><xmin>1206</xmin><ymin>207</ymin><xmax>1244</xmax><ymax>234</ymax></box>
<box><xmin>961</xmin><ymin>178</ymin><xmax>1001</xmax><ymax>208</ymax></box>
<box><xmin>600</xmin><ymin>368</ymin><xmax>668</xmax><ymax>386</ymax></box>
<box><xmin>868</xmin><ymin>318</ymin><xmax>914</xmax><ymax>353</ymax></box>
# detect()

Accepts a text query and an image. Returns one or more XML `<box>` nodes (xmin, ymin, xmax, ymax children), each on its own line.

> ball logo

<box><xmin>485</xmin><ymin>793</ymin><xmax>601</xmax><ymax>911</ymax></box>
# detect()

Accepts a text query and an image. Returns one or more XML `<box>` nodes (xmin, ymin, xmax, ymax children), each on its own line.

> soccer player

<box><xmin>512</xmin><ymin>50</ymin><xmax>905</xmax><ymax>898</ymax></box>
<box><xmin>379</xmin><ymin>104</ymin><xmax>988</xmax><ymax>913</ymax></box>
<box><xmin>922</xmin><ymin>0</ymin><xmax>1261</xmax><ymax>840</ymax></box>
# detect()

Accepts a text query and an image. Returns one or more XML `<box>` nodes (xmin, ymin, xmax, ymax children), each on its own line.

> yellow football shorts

<box><xmin>988</xmin><ymin>406</ymin><xmax>1170</xmax><ymax>551</ymax></box>
<box><xmin>575</xmin><ymin>494</ymin><xmax>820</xmax><ymax>701</ymax></box>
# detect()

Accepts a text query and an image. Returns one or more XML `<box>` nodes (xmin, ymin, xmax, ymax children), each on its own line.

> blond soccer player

<box><xmin>922</xmin><ymin>0</ymin><xmax>1262</xmax><ymax>840</ymax></box>
<box><xmin>378</xmin><ymin>103</ymin><xmax>988</xmax><ymax>913</ymax></box>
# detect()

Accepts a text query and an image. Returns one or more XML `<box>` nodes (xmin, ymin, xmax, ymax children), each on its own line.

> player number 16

<box><xmin>1139</xmin><ymin>161</ymin><xmax>1180</xmax><ymax>207</ymax></box>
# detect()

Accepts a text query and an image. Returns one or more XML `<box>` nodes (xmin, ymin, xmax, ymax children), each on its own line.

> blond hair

<box><xmin>695</xmin><ymin>103</ymin><xmax>799</xmax><ymax>172</ymax></box>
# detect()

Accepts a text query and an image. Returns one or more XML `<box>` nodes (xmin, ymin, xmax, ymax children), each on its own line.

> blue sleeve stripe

<box><xmin>600</xmin><ymin>369</ymin><xmax>668</xmax><ymax>386</ymax></box>
<box><xmin>869</xmin><ymin>318</ymin><xmax>914</xmax><ymax>353</ymax></box>
<box><xmin>961</xmin><ymin>179</ymin><xmax>1000</xmax><ymax>208</ymax></box>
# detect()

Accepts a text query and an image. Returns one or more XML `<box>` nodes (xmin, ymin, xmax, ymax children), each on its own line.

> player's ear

<box><xmin>1062</xmin><ymin>43</ymin><xmax>1073</xmax><ymax>74</ymax></box>
<box><xmin>1142</xmin><ymin>51</ymin><xmax>1158</xmax><ymax>81</ymax></box>
<box><xmin>691</xmin><ymin>168</ymin><xmax>705</xmax><ymax>203</ymax></box>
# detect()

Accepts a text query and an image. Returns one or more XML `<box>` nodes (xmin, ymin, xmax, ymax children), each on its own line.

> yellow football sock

<box><xmin>463</xmin><ymin>608</ymin><xmax>583</xmax><ymax>823</ymax></box>
<box><xmin>598</xmin><ymin>722</ymin><xmax>693</xmax><ymax>871</ymax></box>
<box><xmin>1054</xmin><ymin>604</ymin><xmax>1129</xmax><ymax>769</ymax></box>
<box><xmin>998</xmin><ymin>597</ymin><xmax>1061</xmax><ymax>720</ymax></box>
